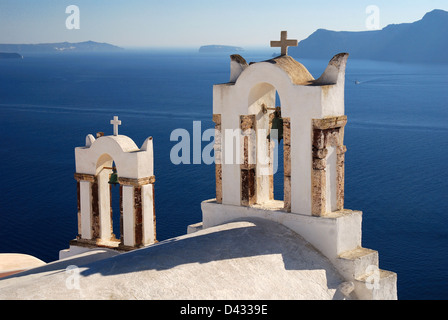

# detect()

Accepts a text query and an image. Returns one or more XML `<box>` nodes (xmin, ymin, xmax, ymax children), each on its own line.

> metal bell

<box><xmin>267</xmin><ymin>107</ymin><xmax>283</xmax><ymax>143</ymax></box>
<box><xmin>108</xmin><ymin>167</ymin><xmax>119</xmax><ymax>186</ymax></box>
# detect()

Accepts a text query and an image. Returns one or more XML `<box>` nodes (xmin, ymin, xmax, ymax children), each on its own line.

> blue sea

<box><xmin>0</xmin><ymin>49</ymin><xmax>447</xmax><ymax>300</ymax></box>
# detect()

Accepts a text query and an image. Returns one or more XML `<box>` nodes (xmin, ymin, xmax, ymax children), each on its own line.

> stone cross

<box><xmin>110</xmin><ymin>116</ymin><xmax>121</xmax><ymax>136</ymax></box>
<box><xmin>270</xmin><ymin>31</ymin><xmax>298</xmax><ymax>56</ymax></box>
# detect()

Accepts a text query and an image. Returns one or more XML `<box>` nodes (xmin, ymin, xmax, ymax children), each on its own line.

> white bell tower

<box><xmin>196</xmin><ymin>31</ymin><xmax>397</xmax><ymax>300</ymax></box>
<box><xmin>63</xmin><ymin>116</ymin><xmax>157</xmax><ymax>257</ymax></box>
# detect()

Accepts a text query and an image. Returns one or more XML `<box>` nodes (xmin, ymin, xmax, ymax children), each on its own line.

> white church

<box><xmin>0</xmin><ymin>32</ymin><xmax>397</xmax><ymax>300</ymax></box>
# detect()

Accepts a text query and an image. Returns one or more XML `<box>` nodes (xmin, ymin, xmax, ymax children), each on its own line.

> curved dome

<box><xmin>92</xmin><ymin>135</ymin><xmax>139</xmax><ymax>153</ymax></box>
<box><xmin>255</xmin><ymin>55</ymin><xmax>315</xmax><ymax>85</ymax></box>
<box><xmin>0</xmin><ymin>219</ymin><xmax>347</xmax><ymax>300</ymax></box>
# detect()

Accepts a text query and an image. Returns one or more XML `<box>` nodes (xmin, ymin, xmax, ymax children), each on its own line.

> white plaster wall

<box><xmin>337</xmin><ymin>213</ymin><xmax>363</xmax><ymax>254</ymax></box>
<box><xmin>201</xmin><ymin>200</ymin><xmax>362</xmax><ymax>260</ymax></box>
<box><xmin>321</xmin><ymin>85</ymin><xmax>345</xmax><ymax>117</ymax></box>
<box><xmin>137</xmin><ymin>137</ymin><xmax>154</xmax><ymax>177</ymax></box>
<box><xmin>313</xmin><ymin>53</ymin><xmax>348</xmax><ymax>118</ymax></box>
<box><xmin>230</xmin><ymin>60</ymin><xmax>246</xmax><ymax>83</ymax></box>
<box><xmin>59</xmin><ymin>245</ymin><xmax>92</xmax><ymax>260</ymax></box>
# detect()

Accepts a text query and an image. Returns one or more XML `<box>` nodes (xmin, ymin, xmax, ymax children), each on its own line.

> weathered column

<box><xmin>283</xmin><ymin>118</ymin><xmax>291</xmax><ymax>212</ymax></box>
<box><xmin>141</xmin><ymin>182</ymin><xmax>156</xmax><ymax>245</ymax></box>
<box><xmin>268</xmin><ymin>112</ymin><xmax>275</xmax><ymax>201</ymax></box>
<box><xmin>76</xmin><ymin>180</ymin><xmax>81</xmax><ymax>237</ymax></box>
<box><xmin>74</xmin><ymin>173</ymin><xmax>96</xmax><ymax>240</ymax></box>
<box><xmin>109</xmin><ymin>184</ymin><xmax>120</xmax><ymax>242</ymax></box>
<box><xmin>311</xmin><ymin>128</ymin><xmax>327</xmax><ymax>216</ymax></box>
<box><xmin>119</xmin><ymin>185</ymin><xmax>123</xmax><ymax>243</ymax></box>
<box><xmin>91</xmin><ymin>178</ymin><xmax>100</xmax><ymax>240</ymax></box>
<box><xmin>134</xmin><ymin>185</ymin><xmax>143</xmax><ymax>245</ymax></box>
<box><xmin>336</xmin><ymin>145</ymin><xmax>347</xmax><ymax>210</ymax></box>
<box><xmin>240</xmin><ymin>114</ymin><xmax>256</xmax><ymax>206</ymax></box>
<box><xmin>213</xmin><ymin>114</ymin><xmax>222</xmax><ymax>203</ymax></box>
<box><xmin>119</xmin><ymin>176</ymin><xmax>156</xmax><ymax>248</ymax></box>
<box><xmin>311</xmin><ymin>116</ymin><xmax>347</xmax><ymax>216</ymax></box>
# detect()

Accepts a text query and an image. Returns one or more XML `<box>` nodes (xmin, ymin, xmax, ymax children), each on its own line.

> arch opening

<box><xmin>246</xmin><ymin>82</ymin><xmax>289</xmax><ymax>210</ymax></box>
<box><xmin>95</xmin><ymin>154</ymin><xmax>122</xmax><ymax>247</ymax></box>
<box><xmin>273</xmin><ymin>91</ymin><xmax>284</xmax><ymax>202</ymax></box>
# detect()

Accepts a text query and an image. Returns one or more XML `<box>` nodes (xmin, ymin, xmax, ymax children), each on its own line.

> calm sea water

<box><xmin>0</xmin><ymin>50</ymin><xmax>447</xmax><ymax>300</ymax></box>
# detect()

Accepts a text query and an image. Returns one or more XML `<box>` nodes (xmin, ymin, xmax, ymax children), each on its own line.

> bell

<box><xmin>108</xmin><ymin>167</ymin><xmax>119</xmax><ymax>186</ymax></box>
<box><xmin>267</xmin><ymin>107</ymin><xmax>283</xmax><ymax>143</ymax></box>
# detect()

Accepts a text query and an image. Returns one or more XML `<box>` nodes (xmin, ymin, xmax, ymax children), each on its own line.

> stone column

<box><xmin>213</xmin><ymin>114</ymin><xmax>222</xmax><ymax>203</ymax></box>
<box><xmin>336</xmin><ymin>145</ymin><xmax>347</xmax><ymax>211</ymax></box>
<box><xmin>119</xmin><ymin>185</ymin><xmax>123</xmax><ymax>242</ymax></box>
<box><xmin>240</xmin><ymin>114</ymin><xmax>256</xmax><ymax>206</ymax></box>
<box><xmin>91</xmin><ymin>179</ymin><xmax>100</xmax><ymax>239</ymax></box>
<box><xmin>76</xmin><ymin>181</ymin><xmax>81</xmax><ymax>237</ymax></box>
<box><xmin>311</xmin><ymin>130</ymin><xmax>327</xmax><ymax>216</ymax></box>
<box><xmin>74</xmin><ymin>173</ymin><xmax>96</xmax><ymax>240</ymax></box>
<box><xmin>311</xmin><ymin>116</ymin><xmax>347</xmax><ymax>216</ymax></box>
<box><xmin>268</xmin><ymin>112</ymin><xmax>275</xmax><ymax>201</ymax></box>
<box><xmin>283</xmin><ymin>118</ymin><xmax>291</xmax><ymax>212</ymax></box>
<box><xmin>141</xmin><ymin>182</ymin><xmax>156</xmax><ymax>245</ymax></box>
<box><xmin>119</xmin><ymin>176</ymin><xmax>156</xmax><ymax>248</ymax></box>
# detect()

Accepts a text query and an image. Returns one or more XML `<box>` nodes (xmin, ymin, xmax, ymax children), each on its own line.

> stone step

<box><xmin>335</xmin><ymin>247</ymin><xmax>379</xmax><ymax>280</ymax></box>
<box><xmin>187</xmin><ymin>222</ymin><xmax>203</xmax><ymax>234</ymax></box>
<box><xmin>354</xmin><ymin>269</ymin><xmax>398</xmax><ymax>300</ymax></box>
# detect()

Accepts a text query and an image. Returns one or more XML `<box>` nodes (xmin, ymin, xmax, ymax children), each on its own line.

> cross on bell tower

<box><xmin>110</xmin><ymin>116</ymin><xmax>121</xmax><ymax>136</ymax></box>
<box><xmin>270</xmin><ymin>31</ymin><xmax>298</xmax><ymax>56</ymax></box>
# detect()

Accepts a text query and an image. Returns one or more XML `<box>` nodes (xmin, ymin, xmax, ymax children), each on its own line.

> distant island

<box><xmin>199</xmin><ymin>45</ymin><xmax>244</xmax><ymax>53</ymax></box>
<box><xmin>0</xmin><ymin>41</ymin><xmax>123</xmax><ymax>54</ymax></box>
<box><xmin>0</xmin><ymin>52</ymin><xmax>23</xmax><ymax>59</ymax></box>
<box><xmin>289</xmin><ymin>9</ymin><xmax>448</xmax><ymax>64</ymax></box>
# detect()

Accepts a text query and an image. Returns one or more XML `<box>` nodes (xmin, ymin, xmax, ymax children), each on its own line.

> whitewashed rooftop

<box><xmin>0</xmin><ymin>219</ymin><xmax>349</xmax><ymax>300</ymax></box>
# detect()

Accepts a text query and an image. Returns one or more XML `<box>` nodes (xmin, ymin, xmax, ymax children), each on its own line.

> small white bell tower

<box><xmin>63</xmin><ymin>117</ymin><xmax>157</xmax><ymax>257</ymax></box>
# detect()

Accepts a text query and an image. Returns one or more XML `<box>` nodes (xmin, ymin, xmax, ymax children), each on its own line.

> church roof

<box><xmin>93</xmin><ymin>135</ymin><xmax>140</xmax><ymax>153</ymax></box>
<box><xmin>234</xmin><ymin>53</ymin><xmax>349</xmax><ymax>87</ymax></box>
<box><xmin>264</xmin><ymin>55</ymin><xmax>315</xmax><ymax>85</ymax></box>
<box><xmin>0</xmin><ymin>218</ymin><xmax>348</xmax><ymax>300</ymax></box>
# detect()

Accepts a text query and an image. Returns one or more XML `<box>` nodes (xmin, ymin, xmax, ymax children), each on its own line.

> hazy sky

<box><xmin>0</xmin><ymin>0</ymin><xmax>447</xmax><ymax>48</ymax></box>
